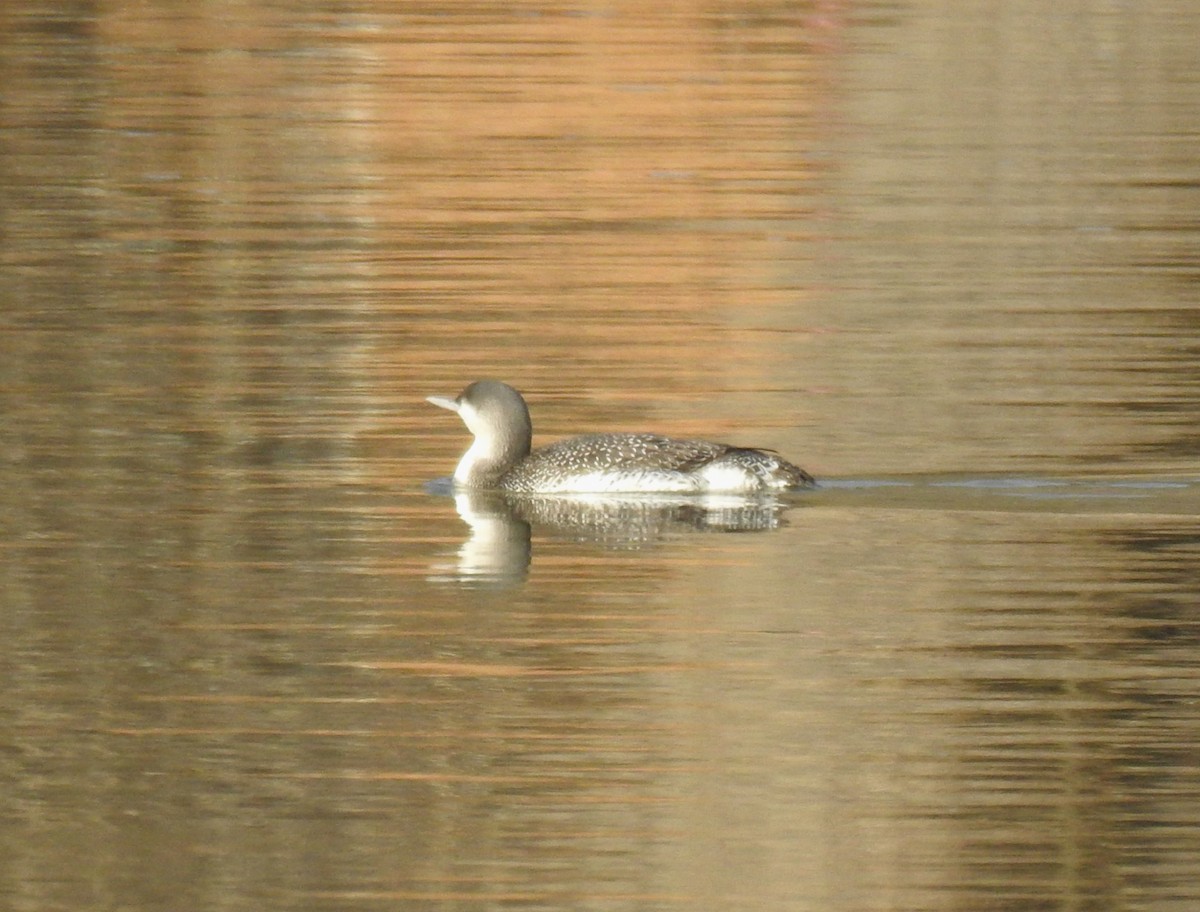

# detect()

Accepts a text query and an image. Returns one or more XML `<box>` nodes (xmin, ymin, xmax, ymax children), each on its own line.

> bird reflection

<box><xmin>427</xmin><ymin>489</ymin><xmax>533</xmax><ymax>588</ymax></box>
<box><xmin>426</xmin><ymin>483</ymin><xmax>801</xmax><ymax>587</ymax></box>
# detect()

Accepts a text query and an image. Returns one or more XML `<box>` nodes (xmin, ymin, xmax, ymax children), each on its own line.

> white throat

<box><xmin>453</xmin><ymin>435</ymin><xmax>494</xmax><ymax>485</ymax></box>
<box><xmin>450</xmin><ymin>400</ymin><xmax>512</xmax><ymax>486</ymax></box>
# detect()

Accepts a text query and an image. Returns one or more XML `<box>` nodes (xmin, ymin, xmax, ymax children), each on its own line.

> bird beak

<box><xmin>426</xmin><ymin>395</ymin><xmax>460</xmax><ymax>413</ymax></box>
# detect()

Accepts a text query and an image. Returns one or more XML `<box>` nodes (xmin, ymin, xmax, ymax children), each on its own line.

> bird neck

<box><xmin>453</xmin><ymin>426</ymin><xmax>531</xmax><ymax>487</ymax></box>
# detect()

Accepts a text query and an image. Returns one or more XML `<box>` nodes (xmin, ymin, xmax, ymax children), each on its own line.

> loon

<box><xmin>427</xmin><ymin>380</ymin><xmax>814</xmax><ymax>494</ymax></box>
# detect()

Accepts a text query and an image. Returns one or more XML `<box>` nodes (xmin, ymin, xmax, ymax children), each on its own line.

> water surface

<box><xmin>3</xmin><ymin>2</ymin><xmax>1200</xmax><ymax>910</ymax></box>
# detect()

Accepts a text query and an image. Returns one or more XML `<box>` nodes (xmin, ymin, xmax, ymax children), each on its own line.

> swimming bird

<box><xmin>427</xmin><ymin>380</ymin><xmax>814</xmax><ymax>494</ymax></box>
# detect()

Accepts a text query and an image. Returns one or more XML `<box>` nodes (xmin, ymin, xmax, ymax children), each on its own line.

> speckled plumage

<box><xmin>427</xmin><ymin>380</ymin><xmax>815</xmax><ymax>494</ymax></box>
<box><xmin>501</xmin><ymin>434</ymin><xmax>811</xmax><ymax>493</ymax></box>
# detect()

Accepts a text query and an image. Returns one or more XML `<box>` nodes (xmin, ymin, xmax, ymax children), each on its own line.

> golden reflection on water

<box><xmin>4</xmin><ymin>1</ymin><xmax>1200</xmax><ymax>911</ymax></box>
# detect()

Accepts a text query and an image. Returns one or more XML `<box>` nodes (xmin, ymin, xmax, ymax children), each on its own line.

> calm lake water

<box><xmin>4</xmin><ymin>2</ymin><xmax>1200</xmax><ymax>910</ymax></box>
